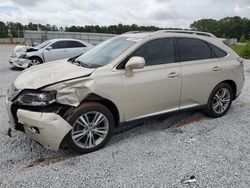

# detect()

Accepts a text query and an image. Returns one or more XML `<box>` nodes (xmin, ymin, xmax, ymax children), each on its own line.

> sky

<box><xmin>0</xmin><ymin>0</ymin><xmax>250</xmax><ymax>28</ymax></box>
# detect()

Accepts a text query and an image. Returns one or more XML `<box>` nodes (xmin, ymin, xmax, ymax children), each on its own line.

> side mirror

<box><xmin>125</xmin><ymin>56</ymin><xmax>145</xmax><ymax>77</ymax></box>
<box><xmin>46</xmin><ymin>46</ymin><xmax>52</xmax><ymax>51</ymax></box>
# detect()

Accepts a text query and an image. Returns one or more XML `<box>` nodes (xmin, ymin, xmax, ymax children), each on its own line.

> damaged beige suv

<box><xmin>6</xmin><ymin>30</ymin><xmax>245</xmax><ymax>154</ymax></box>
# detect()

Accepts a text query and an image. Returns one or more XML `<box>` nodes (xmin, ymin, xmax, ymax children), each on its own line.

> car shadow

<box><xmin>9</xmin><ymin>66</ymin><xmax>24</xmax><ymax>71</ymax></box>
<box><xmin>110</xmin><ymin>110</ymin><xmax>205</xmax><ymax>146</ymax></box>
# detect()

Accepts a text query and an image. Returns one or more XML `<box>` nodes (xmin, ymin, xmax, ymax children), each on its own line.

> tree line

<box><xmin>0</xmin><ymin>22</ymin><xmax>171</xmax><ymax>38</ymax></box>
<box><xmin>190</xmin><ymin>16</ymin><xmax>250</xmax><ymax>42</ymax></box>
<box><xmin>0</xmin><ymin>16</ymin><xmax>249</xmax><ymax>41</ymax></box>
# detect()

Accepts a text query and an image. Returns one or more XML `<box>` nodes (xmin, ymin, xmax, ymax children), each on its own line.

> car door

<box><xmin>121</xmin><ymin>38</ymin><xmax>181</xmax><ymax>121</ymax></box>
<box><xmin>44</xmin><ymin>40</ymin><xmax>70</xmax><ymax>62</ymax></box>
<box><xmin>177</xmin><ymin>38</ymin><xmax>225</xmax><ymax>108</ymax></box>
<box><xmin>68</xmin><ymin>41</ymin><xmax>88</xmax><ymax>57</ymax></box>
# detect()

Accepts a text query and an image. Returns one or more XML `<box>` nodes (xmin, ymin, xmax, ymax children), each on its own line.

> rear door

<box><xmin>44</xmin><ymin>40</ymin><xmax>70</xmax><ymax>62</ymax></box>
<box><xmin>177</xmin><ymin>38</ymin><xmax>225</xmax><ymax>108</ymax></box>
<box><xmin>121</xmin><ymin>38</ymin><xmax>182</xmax><ymax>121</ymax></box>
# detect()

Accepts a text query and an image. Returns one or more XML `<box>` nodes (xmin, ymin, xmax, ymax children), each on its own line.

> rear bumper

<box><xmin>5</xmin><ymin>98</ymin><xmax>72</xmax><ymax>151</ymax></box>
<box><xmin>9</xmin><ymin>57</ymin><xmax>30</xmax><ymax>69</ymax></box>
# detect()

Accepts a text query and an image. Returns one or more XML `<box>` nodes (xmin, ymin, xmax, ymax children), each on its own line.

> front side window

<box><xmin>51</xmin><ymin>41</ymin><xmax>69</xmax><ymax>49</ymax></box>
<box><xmin>178</xmin><ymin>38</ymin><xmax>211</xmax><ymax>62</ymax></box>
<box><xmin>131</xmin><ymin>38</ymin><xmax>175</xmax><ymax>66</ymax></box>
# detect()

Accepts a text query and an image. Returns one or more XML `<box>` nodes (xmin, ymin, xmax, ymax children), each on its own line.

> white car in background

<box><xmin>9</xmin><ymin>39</ymin><xmax>93</xmax><ymax>69</ymax></box>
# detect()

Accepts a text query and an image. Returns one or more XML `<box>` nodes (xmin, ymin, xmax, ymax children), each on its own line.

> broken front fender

<box><xmin>43</xmin><ymin>76</ymin><xmax>94</xmax><ymax>107</ymax></box>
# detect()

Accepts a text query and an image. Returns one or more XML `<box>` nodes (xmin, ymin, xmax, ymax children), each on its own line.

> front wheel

<box><xmin>28</xmin><ymin>57</ymin><xmax>42</xmax><ymax>67</ymax></box>
<box><xmin>204</xmin><ymin>83</ymin><xmax>233</xmax><ymax>118</ymax></box>
<box><xmin>65</xmin><ymin>102</ymin><xmax>115</xmax><ymax>154</ymax></box>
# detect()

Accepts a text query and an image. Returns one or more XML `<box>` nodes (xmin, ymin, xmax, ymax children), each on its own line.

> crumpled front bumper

<box><xmin>5</xmin><ymin>98</ymin><xmax>72</xmax><ymax>151</ymax></box>
<box><xmin>17</xmin><ymin>109</ymin><xmax>72</xmax><ymax>150</ymax></box>
<box><xmin>9</xmin><ymin>56</ymin><xmax>31</xmax><ymax>69</ymax></box>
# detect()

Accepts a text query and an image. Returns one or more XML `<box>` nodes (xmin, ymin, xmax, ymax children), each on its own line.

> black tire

<box><xmin>204</xmin><ymin>83</ymin><xmax>233</xmax><ymax>118</ymax></box>
<box><xmin>65</xmin><ymin>102</ymin><xmax>115</xmax><ymax>154</ymax></box>
<box><xmin>28</xmin><ymin>57</ymin><xmax>43</xmax><ymax>67</ymax></box>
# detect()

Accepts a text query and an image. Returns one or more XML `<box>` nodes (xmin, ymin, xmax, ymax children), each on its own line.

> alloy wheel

<box><xmin>71</xmin><ymin>111</ymin><xmax>109</xmax><ymax>149</ymax></box>
<box><xmin>30</xmin><ymin>59</ymin><xmax>41</xmax><ymax>66</ymax></box>
<box><xmin>212</xmin><ymin>88</ymin><xmax>231</xmax><ymax>114</ymax></box>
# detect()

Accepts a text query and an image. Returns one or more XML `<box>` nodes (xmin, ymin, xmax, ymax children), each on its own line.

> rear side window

<box><xmin>210</xmin><ymin>44</ymin><xmax>227</xmax><ymax>58</ymax></box>
<box><xmin>177</xmin><ymin>38</ymin><xmax>211</xmax><ymax>62</ymax></box>
<box><xmin>69</xmin><ymin>41</ymin><xmax>86</xmax><ymax>48</ymax></box>
<box><xmin>51</xmin><ymin>41</ymin><xmax>69</xmax><ymax>49</ymax></box>
<box><xmin>131</xmin><ymin>38</ymin><xmax>175</xmax><ymax>66</ymax></box>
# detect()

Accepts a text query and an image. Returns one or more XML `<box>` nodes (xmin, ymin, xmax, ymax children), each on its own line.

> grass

<box><xmin>230</xmin><ymin>42</ymin><xmax>250</xmax><ymax>59</ymax></box>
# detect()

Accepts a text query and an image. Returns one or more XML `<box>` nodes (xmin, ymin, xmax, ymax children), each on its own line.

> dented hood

<box><xmin>14</xmin><ymin>59</ymin><xmax>95</xmax><ymax>89</ymax></box>
<box><xmin>14</xmin><ymin>45</ymin><xmax>39</xmax><ymax>54</ymax></box>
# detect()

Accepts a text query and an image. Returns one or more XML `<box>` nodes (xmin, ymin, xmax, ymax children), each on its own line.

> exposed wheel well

<box><xmin>220</xmin><ymin>80</ymin><xmax>237</xmax><ymax>100</ymax></box>
<box><xmin>81</xmin><ymin>94</ymin><xmax>120</xmax><ymax>126</ymax></box>
<box><xmin>29</xmin><ymin>56</ymin><xmax>43</xmax><ymax>63</ymax></box>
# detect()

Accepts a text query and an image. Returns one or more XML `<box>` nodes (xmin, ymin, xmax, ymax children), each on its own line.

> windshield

<box><xmin>74</xmin><ymin>37</ymin><xmax>136</xmax><ymax>68</ymax></box>
<box><xmin>35</xmin><ymin>40</ymin><xmax>51</xmax><ymax>49</ymax></box>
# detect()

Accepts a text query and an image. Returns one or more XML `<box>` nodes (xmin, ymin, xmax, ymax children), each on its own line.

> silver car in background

<box><xmin>9</xmin><ymin>39</ymin><xmax>93</xmax><ymax>69</ymax></box>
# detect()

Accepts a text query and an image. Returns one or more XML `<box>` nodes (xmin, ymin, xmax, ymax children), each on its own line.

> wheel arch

<box><xmin>206</xmin><ymin>80</ymin><xmax>237</xmax><ymax>105</ymax></box>
<box><xmin>220</xmin><ymin>80</ymin><xmax>237</xmax><ymax>100</ymax></box>
<box><xmin>80</xmin><ymin>93</ymin><xmax>120</xmax><ymax>127</ymax></box>
<box><xmin>29</xmin><ymin>56</ymin><xmax>44</xmax><ymax>63</ymax></box>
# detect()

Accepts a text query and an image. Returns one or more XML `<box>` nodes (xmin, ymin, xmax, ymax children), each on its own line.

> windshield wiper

<box><xmin>72</xmin><ymin>60</ymin><xmax>91</xmax><ymax>68</ymax></box>
<box><xmin>69</xmin><ymin>59</ymin><xmax>100</xmax><ymax>68</ymax></box>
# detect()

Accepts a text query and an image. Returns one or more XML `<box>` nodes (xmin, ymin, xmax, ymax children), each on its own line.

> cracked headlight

<box><xmin>17</xmin><ymin>90</ymin><xmax>56</xmax><ymax>106</ymax></box>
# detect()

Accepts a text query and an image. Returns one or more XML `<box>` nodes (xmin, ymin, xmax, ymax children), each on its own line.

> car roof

<box><xmin>48</xmin><ymin>38</ymin><xmax>89</xmax><ymax>43</ymax></box>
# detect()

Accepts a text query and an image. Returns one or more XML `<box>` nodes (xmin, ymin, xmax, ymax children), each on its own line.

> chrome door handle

<box><xmin>212</xmin><ymin>66</ymin><xmax>222</xmax><ymax>71</ymax></box>
<box><xmin>168</xmin><ymin>72</ymin><xmax>180</xmax><ymax>78</ymax></box>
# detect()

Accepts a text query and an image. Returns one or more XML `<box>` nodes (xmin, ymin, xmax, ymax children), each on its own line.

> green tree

<box><xmin>190</xmin><ymin>18</ymin><xmax>219</xmax><ymax>36</ymax></box>
<box><xmin>0</xmin><ymin>21</ymin><xmax>8</xmax><ymax>38</ymax></box>
<box><xmin>240</xmin><ymin>34</ymin><xmax>246</xmax><ymax>42</ymax></box>
<box><xmin>190</xmin><ymin>16</ymin><xmax>250</xmax><ymax>40</ymax></box>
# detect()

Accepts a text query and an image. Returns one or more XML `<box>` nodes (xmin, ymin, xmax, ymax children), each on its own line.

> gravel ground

<box><xmin>0</xmin><ymin>45</ymin><xmax>250</xmax><ymax>188</ymax></box>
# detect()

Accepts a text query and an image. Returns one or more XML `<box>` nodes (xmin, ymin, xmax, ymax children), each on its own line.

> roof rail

<box><xmin>122</xmin><ymin>31</ymin><xmax>150</xmax><ymax>35</ymax></box>
<box><xmin>151</xmin><ymin>30</ymin><xmax>216</xmax><ymax>38</ymax></box>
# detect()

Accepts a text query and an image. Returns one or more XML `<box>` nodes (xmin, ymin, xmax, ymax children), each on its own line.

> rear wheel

<box><xmin>65</xmin><ymin>102</ymin><xmax>115</xmax><ymax>154</ymax></box>
<box><xmin>204</xmin><ymin>83</ymin><xmax>233</xmax><ymax>118</ymax></box>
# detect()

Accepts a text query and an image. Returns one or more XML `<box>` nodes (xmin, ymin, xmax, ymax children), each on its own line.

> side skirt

<box><xmin>119</xmin><ymin>105</ymin><xmax>206</xmax><ymax>127</ymax></box>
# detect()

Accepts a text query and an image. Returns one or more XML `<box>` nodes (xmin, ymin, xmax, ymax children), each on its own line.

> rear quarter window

<box><xmin>69</xmin><ymin>41</ymin><xmax>86</xmax><ymax>48</ymax></box>
<box><xmin>209</xmin><ymin>44</ymin><xmax>228</xmax><ymax>58</ymax></box>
